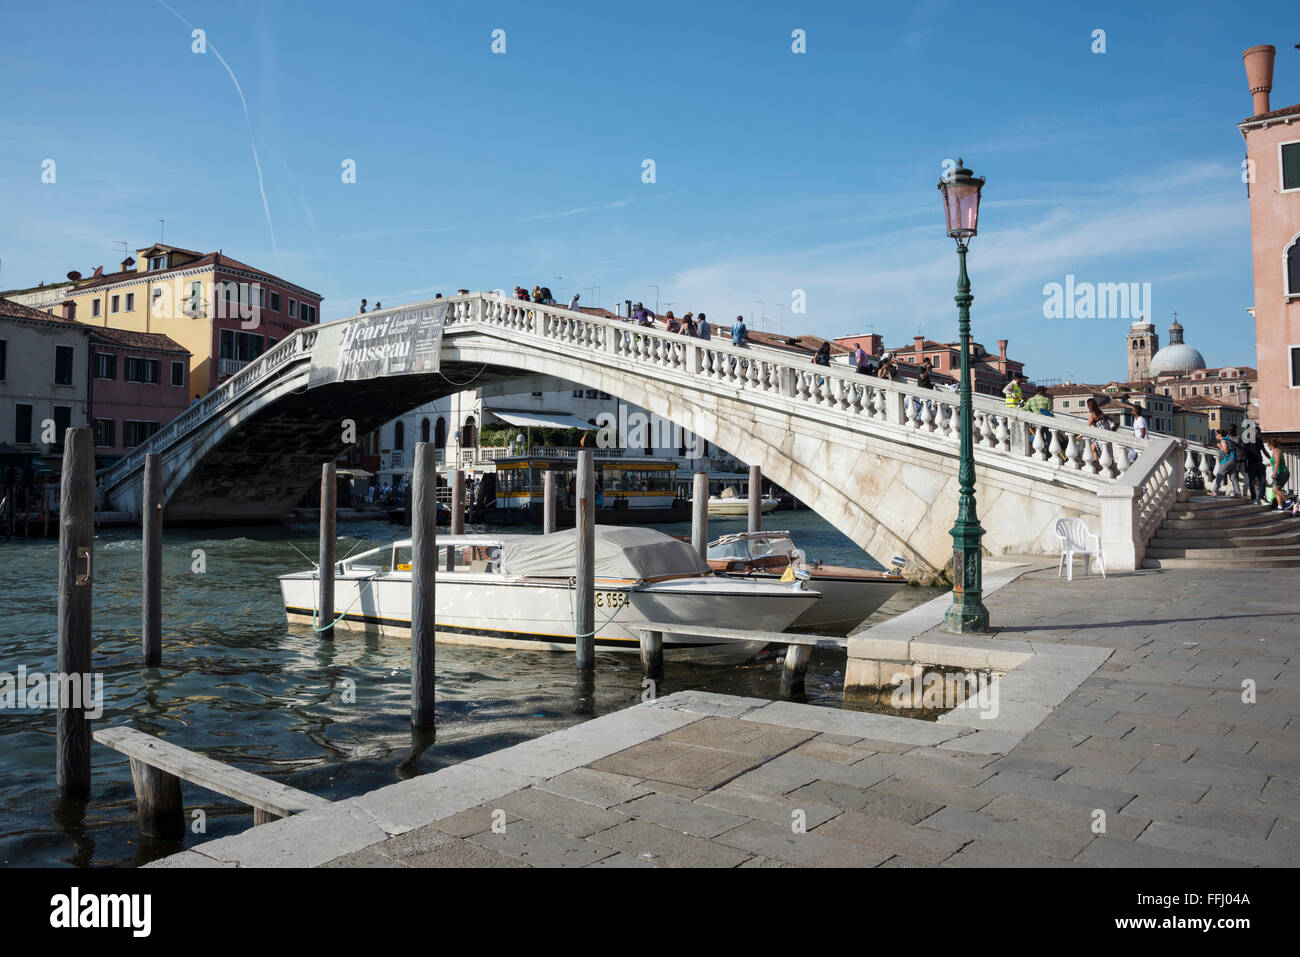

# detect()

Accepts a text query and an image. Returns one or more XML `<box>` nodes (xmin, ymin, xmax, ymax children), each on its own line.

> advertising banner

<box><xmin>308</xmin><ymin>301</ymin><xmax>448</xmax><ymax>386</ymax></box>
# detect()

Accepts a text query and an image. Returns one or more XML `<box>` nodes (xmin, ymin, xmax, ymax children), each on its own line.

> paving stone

<box><xmin>937</xmin><ymin>730</ymin><xmax>1025</xmax><ymax>755</ymax></box>
<box><xmin>919</xmin><ymin>806</ymin><xmax>1093</xmax><ymax>860</ymax></box>
<box><xmin>1059</xmin><ymin>767</ymin><xmax>1209</xmax><ymax>805</ymax></box>
<box><xmin>848</xmin><ymin>737</ymin><xmax>918</xmax><ymax>755</ymax></box>
<box><xmin>744</xmin><ymin>700</ymin><xmax>962</xmax><ymax>746</ymax></box>
<box><xmin>943</xmin><ymin>840</ymin><xmax>1087</xmax><ymax>868</ymax></box>
<box><xmin>977</xmin><ymin>772</ymin><xmax>1136</xmax><ymax>814</ymax></box>
<box><xmin>788</xmin><ymin>738</ymin><xmax>873</xmax><ymax>765</ymax></box>
<box><xmin>370</xmin><ymin>822</ymin><xmax>454</xmax><ymax>861</ymax></box>
<box><xmin>695</xmin><ymin>786</ymin><xmax>842</xmax><ymax>830</ymax></box>
<box><xmin>786</xmin><ymin>779</ymin><xmax>875</xmax><ymax>811</ymax></box>
<box><xmin>320</xmin><ymin>846</ymin><xmax>403</xmax><ymax>868</ymax></box>
<box><xmin>1137</xmin><ymin>819</ymin><xmax>1293</xmax><ymax>866</ymax></box>
<box><xmin>1072</xmin><ymin>836</ymin><xmax>1242</xmax><ymax>868</ymax></box>
<box><xmin>986</xmin><ymin>754</ymin><xmax>1071</xmax><ymax>780</ymax></box>
<box><xmin>870</xmin><ymin>774</ymin><xmax>996</xmax><ymax>812</ymax></box>
<box><xmin>589</xmin><ymin>819</ymin><xmax>753</xmax><ymax>868</ymax></box>
<box><xmin>585</xmin><ymin>852</ymin><xmax>657</xmax><ymax>868</ymax></box>
<box><xmin>1186</xmin><ymin>747</ymin><xmax>1300</xmax><ymax>782</ymax></box>
<box><xmin>812</xmin><ymin>811</ymin><xmax>968</xmax><ymax>864</ymax></box>
<box><xmin>1130</xmin><ymin>757</ymin><xmax>1268</xmax><ymax>790</ymax></box>
<box><xmin>1008</xmin><ymin>743</ymin><xmax>1142</xmax><ymax>773</ymax></box>
<box><xmin>728</xmin><ymin>753</ymin><xmax>893</xmax><ymax>796</ymax></box>
<box><xmin>470</xmin><ymin>819</ymin><xmax>617</xmax><ymax>867</ymax></box>
<box><xmin>1120</xmin><ymin>723</ymin><xmax>1256</xmax><ymax>754</ymax></box>
<box><xmin>589</xmin><ymin>739</ymin><xmax>763</xmax><ymax>790</ymax></box>
<box><xmin>431</xmin><ymin>804</ymin><xmax>522</xmax><ymax>838</ymax></box>
<box><xmin>659</xmin><ymin>716</ymin><xmax>815</xmax><ymax>756</ymax></box>
<box><xmin>1203</xmin><ymin>784</ymin><xmax>1300</xmax><ymax>822</ymax></box>
<box><xmin>715</xmin><ymin>819</ymin><xmax>890</xmax><ymax>867</ymax></box>
<box><xmin>618</xmin><ymin>792</ymin><xmax>751</xmax><ymax>839</ymax></box>
<box><xmin>495</xmin><ymin>787</ymin><xmax>630</xmax><ymax>838</ymax></box>
<box><xmin>536</xmin><ymin>768</ymin><xmax>653</xmax><ymax>809</ymax></box>
<box><xmin>737</xmin><ymin>855</ymin><xmax>792</xmax><ymax>868</ymax></box>
<box><xmin>1123</xmin><ymin>796</ymin><xmax>1276</xmax><ymax>839</ymax></box>
<box><xmin>402</xmin><ymin>838</ymin><xmax>531</xmax><ymax>868</ymax></box>
<box><xmin>979</xmin><ymin>794</ymin><xmax>1148</xmax><ymax>842</ymax></box>
<box><xmin>878</xmin><ymin>855</ymin><xmax>928</xmax><ymax>867</ymax></box>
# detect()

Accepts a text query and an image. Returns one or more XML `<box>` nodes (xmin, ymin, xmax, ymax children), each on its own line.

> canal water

<box><xmin>0</xmin><ymin>509</ymin><xmax>942</xmax><ymax>867</ymax></box>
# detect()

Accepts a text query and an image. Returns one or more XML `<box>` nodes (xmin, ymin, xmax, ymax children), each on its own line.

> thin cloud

<box><xmin>517</xmin><ymin>199</ymin><xmax>630</xmax><ymax>222</ymax></box>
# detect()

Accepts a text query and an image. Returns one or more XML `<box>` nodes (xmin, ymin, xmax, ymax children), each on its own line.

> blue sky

<box><xmin>1</xmin><ymin>0</ymin><xmax>1295</xmax><ymax>384</ymax></box>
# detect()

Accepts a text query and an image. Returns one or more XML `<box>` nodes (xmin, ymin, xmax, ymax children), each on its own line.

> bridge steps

<box><xmin>1142</xmin><ymin>497</ymin><xmax>1300</xmax><ymax>568</ymax></box>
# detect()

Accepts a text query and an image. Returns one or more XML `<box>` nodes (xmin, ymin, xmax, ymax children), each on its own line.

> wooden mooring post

<box><xmin>319</xmin><ymin>462</ymin><xmax>336</xmax><ymax>633</ymax></box>
<box><xmin>638</xmin><ymin>629</ymin><xmax>664</xmax><ymax>685</ymax></box>
<box><xmin>142</xmin><ymin>453</ymin><xmax>162</xmax><ymax>666</ymax></box>
<box><xmin>57</xmin><ymin>427</ymin><xmax>94</xmax><ymax>800</ymax></box>
<box><xmin>411</xmin><ymin>443</ymin><xmax>438</xmax><ymax>728</ymax></box>
<box><xmin>543</xmin><ymin>470</ymin><xmax>557</xmax><ymax>534</ymax></box>
<box><xmin>447</xmin><ymin>468</ymin><xmax>465</xmax><ymax>570</ymax></box>
<box><xmin>780</xmin><ymin>644</ymin><xmax>813</xmax><ymax>698</ymax></box>
<box><xmin>748</xmin><ymin>465</ymin><xmax>762</xmax><ymax>532</ymax></box>
<box><xmin>691</xmin><ymin>471</ymin><xmax>708</xmax><ymax>560</ymax></box>
<box><xmin>575</xmin><ymin>450</ymin><xmax>595</xmax><ymax>671</ymax></box>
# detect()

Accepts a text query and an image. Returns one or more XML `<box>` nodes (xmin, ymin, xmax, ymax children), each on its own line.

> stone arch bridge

<box><xmin>100</xmin><ymin>292</ymin><xmax>1206</xmax><ymax>576</ymax></box>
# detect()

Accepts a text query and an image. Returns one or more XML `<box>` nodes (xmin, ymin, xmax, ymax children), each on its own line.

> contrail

<box><xmin>154</xmin><ymin>0</ymin><xmax>280</xmax><ymax>267</ymax></box>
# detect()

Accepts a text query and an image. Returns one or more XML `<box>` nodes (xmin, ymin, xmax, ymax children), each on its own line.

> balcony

<box><xmin>217</xmin><ymin>358</ymin><xmax>249</xmax><ymax>377</ymax></box>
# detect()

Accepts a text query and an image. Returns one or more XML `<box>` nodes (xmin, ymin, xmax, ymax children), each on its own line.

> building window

<box><xmin>149</xmin><ymin>254</ymin><xmax>168</xmax><ymax>271</ymax></box>
<box><xmin>125</xmin><ymin>356</ymin><xmax>161</xmax><ymax>384</ymax></box>
<box><xmin>91</xmin><ymin>298</ymin><xmax>101</xmax><ymax>317</ymax></box>
<box><xmin>94</xmin><ymin>418</ymin><xmax>115</xmax><ymax>447</ymax></box>
<box><xmin>125</xmin><ymin>292</ymin><xmax>135</xmax><ymax>311</ymax></box>
<box><xmin>1291</xmin><ymin>346</ymin><xmax>1300</xmax><ymax>388</ymax></box>
<box><xmin>237</xmin><ymin>332</ymin><xmax>264</xmax><ymax>361</ymax></box>
<box><xmin>1287</xmin><ymin>238</ymin><xmax>1300</xmax><ymax>296</ymax></box>
<box><xmin>51</xmin><ymin>406</ymin><xmax>72</xmax><ymax>451</ymax></box>
<box><xmin>421</xmin><ymin>418</ymin><xmax>430</xmax><ymax>444</ymax></box>
<box><xmin>55</xmin><ymin>345</ymin><xmax>75</xmax><ymax>385</ymax></box>
<box><xmin>288</xmin><ymin>298</ymin><xmax>297</xmax><ymax>318</ymax></box>
<box><xmin>394</xmin><ymin>421</ymin><xmax>405</xmax><ymax>451</ymax></box>
<box><xmin>0</xmin><ymin>339</ymin><xmax>5</xmax><ymax>381</ymax></box>
<box><xmin>15</xmin><ymin>403</ymin><xmax>33</xmax><ymax>444</ymax></box>
<box><xmin>110</xmin><ymin>295</ymin><xmax>120</xmax><ymax>314</ymax></box>
<box><xmin>298</xmin><ymin>303</ymin><xmax>317</xmax><ymax>323</ymax></box>
<box><xmin>124</xmin><ymin>420</ymin><xmax>160</xmax><ymax>447</ymax></box>
<box><xmin>171</xmin><ymin>360</ymin><xmax>185</xmax><ymax>387</ymax></box>
<box><xmin>572</xmin><ymin>390</ymin><xmax>584</xmax><ymax>398</ymax></box>
<box><xmin>1281</xmin><ymin>142</ymin><xmax>1300</xmax><ymax>192</ymax></box>
<box><xmin>95</xmin><ymin>353</ymin><xmax>116</xmax><ymax>379</ymax></box>
<box><xmin>270</xmin><ymin>291</ymin><xmax>281</xmax><ymax>312</ymax></box>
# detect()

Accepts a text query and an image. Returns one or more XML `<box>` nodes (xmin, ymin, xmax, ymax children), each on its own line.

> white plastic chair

<box><xmin>1055</xmin><ymin>517</ymin><xmax>1105</xmax><ymax>581</ymax></box>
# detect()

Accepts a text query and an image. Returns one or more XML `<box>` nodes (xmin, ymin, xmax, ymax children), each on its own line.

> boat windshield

<box><xmin>437</xmin><ymin>543</ymin><xmax>502</xmax><ymax>573</ymax></box>
<box><xmin>708</xmin><ymin>533</ymin><xmax>799</xmax><ymax>562</ymax></box>
<box><xmin>749</xmin><ymin>535</ymin><xmax>797</xmax><ymax>560</ymax></box>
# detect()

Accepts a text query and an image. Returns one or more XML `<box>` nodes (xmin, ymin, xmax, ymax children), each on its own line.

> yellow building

<box><xmin>53</xmin><ymin>244</ymin><xmax>323</xmax><ymax>394</ymax></box>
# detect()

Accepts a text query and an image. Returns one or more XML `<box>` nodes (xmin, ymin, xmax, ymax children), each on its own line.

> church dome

<box><xmin>1149</xmin><ymin>344</ymin><xmax>1206</xmax><ymax>375</ymax></box>
<box><xmin>1148</xmin><ymin>318</ymin><xmax>1205</xmax><ymax>375</ymax></box>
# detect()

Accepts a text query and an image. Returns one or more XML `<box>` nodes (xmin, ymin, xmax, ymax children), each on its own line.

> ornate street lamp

<box><xmin>938</xmin><ymin>159</ymin><xmax>990</xmax><ymax>633</ymax></box>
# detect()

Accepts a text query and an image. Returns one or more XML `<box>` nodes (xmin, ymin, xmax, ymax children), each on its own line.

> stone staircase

<box><xmin>1143</xmin><ymin>494</ymin><xmax>1300</xmax><ymax>568</ymax></box>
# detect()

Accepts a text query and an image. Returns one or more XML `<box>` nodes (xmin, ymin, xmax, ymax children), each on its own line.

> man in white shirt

<box><xmin>1128</xmin><ymin>413</ymin><xmax>1147</xmax><ymax>464</ymax></box>
<box><xmin>568</xmin><ymin>293</ymin><xmax>580</xmax><ymax>311</ymax></box>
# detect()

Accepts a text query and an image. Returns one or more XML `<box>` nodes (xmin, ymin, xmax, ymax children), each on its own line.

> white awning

<box><xmin>489</xmin><ymin>410</ymin><xmax>596</xmax><ymax>430</ymax></box>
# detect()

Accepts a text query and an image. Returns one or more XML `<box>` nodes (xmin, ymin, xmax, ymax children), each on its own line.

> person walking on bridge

<box><xmin>359</xmin><ymin>299</ymin><xmax>368</xmax><ymax>314</ymax></box>
<box><xmin>1002</xmin><ymin>372</ymin><xmax>1026</xmax><ymax>408</ymax></box>
<box><xmin>1209</xmin><ymin>429</ymin><xmax>1241</xmax><ymax>497</ymax></box>
<box><xmin>731</xmin><ymin>316</ymin><xmax>749</xmax><ymax>346</ymax></box>
<box><xmin>917</xmin><ymin>356</ymin><xmax>934</xmax><ymax>389</ymax></box>
<box><xmin>697</xmin><ymin>313</ymin><xmax>711</xmax><ymax>340</ymax></box>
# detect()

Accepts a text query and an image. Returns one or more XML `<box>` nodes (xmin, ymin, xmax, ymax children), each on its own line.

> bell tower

<box><xmin>1127</xmin><ymin>315</ymin><xmax>1159</xmax><ymax>381</ymax></box>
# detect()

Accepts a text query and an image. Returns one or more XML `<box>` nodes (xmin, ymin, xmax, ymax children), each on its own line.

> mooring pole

<box><xmin>447</xmin><ymin>468</ymin><xmax>465</xmax><ymax>571</ymax></box>
<box><xmin>411</xmin><ymin>442</ymin><xmax>438</xmax><ymax>729</ymax></box>
<box><xmin>575</xmin><ymin>449</ymin><xmax>596</xmax><ymax>671</ymax></box>
<box><xmin>780</xmin><ymin>643</ymin><xmax>812</xmax><ymax>698</ymax></box>
<box><xmin>319</xmin><ymin>462</ymin><xmax>336</xmax><ymax>633</ymax></box>
<box><xmin>638</xmin><ymin>629</ymin><xmax>664</xmax><ymax>685</ymax></box>
<box><xmin>748</xmin><ymin>464</ymin><xmax>762</xmax><ymax>532</ymax></box>
<box><xmin>57</xmin><ymin>427</ymin><xmax>94</xmax><ymax>800</ymax></box>
<box><xmin>142</xmin><ymin>453</ymin><xmax>162</xmax><ymax>666</ymax></box>
<box><xmin>692</xmin><ymin>471</ymin><xmax>709</xmax><ymax>561</ymax></box>
<box><xmin>543</xmin><ymin>470</ymin><xmax>557</xmax><ymax>534</ymax></box>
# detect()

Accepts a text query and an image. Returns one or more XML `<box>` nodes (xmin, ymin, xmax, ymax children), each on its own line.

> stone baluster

<box><xmin>1081</xmin><ymin>434</ymin><xmax>1096</xmax><ymax>473</ymax></box>
<box><xmin>1047</xmin><ymin>429</ymin><xmax>1062</xmax><ymax>466</ymax></box>
<box><xmin>920</xmin><ymin>398</ymin><xmax>936</xmax><ymax>433</ymax></box>
<box><xmin>1098</xmin><ymin>439</ymin><xmax>1115</xmax><ymax>477</ymax></box>
<box><xmin>1115</xmin><ymin>443</ymin><xmax>1131</xmax><ymax>475</ymax></box>
<box><xmin>979</xmin><ymin>412</ymin><xmax>993</xmax><ymax>447</ymax></box>
<box><xmin>1032</xmin><ymin>426</ymin><xmax>1046</xmax><ymax>461</ymax></box>
<box><xmin>903</xmin><ymin>394</ymin><xmax>917</xmax><ymax>429</ymax></box>
<box><xmin>1064</xmin><ymin>432</ymin><xmax>1081</xmax><ymax>470</ymax></box>
<box><xmin>872</xmin><ymin>388</ymin><xmax>886</xmax><ymax>420</ymax></box>
<box><xmin>1198</xmin><ymin>451</ymin><xmax>1214</xmax><ymax>489</ymax></box>
<box><xmin>995</xmin><ymin>416</ymin><xmax>1010</xmax><ymax>452</ymax></box>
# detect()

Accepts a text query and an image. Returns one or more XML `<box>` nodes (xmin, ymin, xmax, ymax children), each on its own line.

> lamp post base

<box><xmin>944</xmin><ymin>601</ymin><xmax>990</xmax><ymax>634</ymax></box>
<box><xmin>945</xmin><ymin>538</ymin><xmax>991</xmax><ymax>635</ymax></box>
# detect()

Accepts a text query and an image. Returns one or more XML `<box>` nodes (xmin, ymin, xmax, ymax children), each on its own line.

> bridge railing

<box><xmin>465</xmin><ymin>293</ymin><xmax>1170</xmax><ymax>486</ymax></box>
<box><xmin>100</xmin><ymin>326</ymin><xmax>318</xmax><ymax>490</ymax></box>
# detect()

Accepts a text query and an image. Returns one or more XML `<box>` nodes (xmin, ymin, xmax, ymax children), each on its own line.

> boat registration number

<box><xmin>595</xmin><ymin>591</ymin><xmax>628</xmax><ymax>609</ymax></box>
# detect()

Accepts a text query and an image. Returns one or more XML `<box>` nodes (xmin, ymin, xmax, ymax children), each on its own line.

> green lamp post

<box><xmin>938</xmin><ymin>159</ymin><xmax>990</xmax><ymax>634</ymax></box>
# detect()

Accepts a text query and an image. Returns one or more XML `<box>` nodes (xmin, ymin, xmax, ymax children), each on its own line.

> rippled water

<box><xmin>0</xmin><ymin>509</ymin><xmax>941</xmax><ymax>867</ymax></box>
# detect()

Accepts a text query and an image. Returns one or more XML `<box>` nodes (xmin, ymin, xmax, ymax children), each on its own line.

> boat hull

<box><xmin>280</xmin><ymin>572</ymin><xmax>817</xmax><ymax>664</ymax></box>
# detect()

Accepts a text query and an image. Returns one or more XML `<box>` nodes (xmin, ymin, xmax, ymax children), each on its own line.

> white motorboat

<box><xmin>706</xmin><ymin>530</ymin><xmax>907</xmax><ymax>636</ymax></box>
<box><xmin>707</xmin><ymin>495</ymin><xmax>779</xmax><ymax>517</ymax></box>
<box><xmin>279</xmin><ymin>525</ymin><xmax>820</xmax><ymax>663</ymax></box>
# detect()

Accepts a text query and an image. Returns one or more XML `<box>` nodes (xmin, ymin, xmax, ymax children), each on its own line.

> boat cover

<box><xmin>499</xmin><ymin>525</ymin><xmax>711</xmax><ymax>580</ymax></box>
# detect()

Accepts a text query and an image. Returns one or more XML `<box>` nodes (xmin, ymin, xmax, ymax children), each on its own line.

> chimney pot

<box><xmin>997</xmin><ymin>339</ymin><xmax>1008</xmax><ymax>359</ymax></box>
<box><xmin>913</xmin><ymin>335</ymin><xmax>925</xmax><ymax>353</ymax></box>
<box><xmin>1243</xmin><ymin>44</ymin><xmax>1275</xmax><ymax>116</ymax></box>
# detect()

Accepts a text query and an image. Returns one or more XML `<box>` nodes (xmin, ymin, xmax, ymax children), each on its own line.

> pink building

<box><xmin>1240</xmin><ymin>45</ymin><xmax>1300</xmax><ymax>455</ymax></box>
<box><xmin>86</xmin><ymin>327</ymin><xmax>191</xmax><ymax>462</ymax></box>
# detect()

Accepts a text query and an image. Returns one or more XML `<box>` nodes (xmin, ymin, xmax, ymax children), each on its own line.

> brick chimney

<box><xmin>997</xmin><ymin>339</ymin><xmax>1008</xmax><ymax>360</ymax></box>
<box><xmin>1243</xmin><ymin>45</ymin><xmax>1275</xmax><ymax>116</ymax></box>
<box><xmin>121</xmin><ymin>257</ymin><xmax>135</xmax><ymax>273</ymax></box>
<box><xmin>913</xmin><ymin>335</ymin><xmax>925</xmax><ymax>355</ymax></box>
<box><xmin>866</xmin><ymin>333</ymin><xmax>883</xmax><ymax>356</ymax></box>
